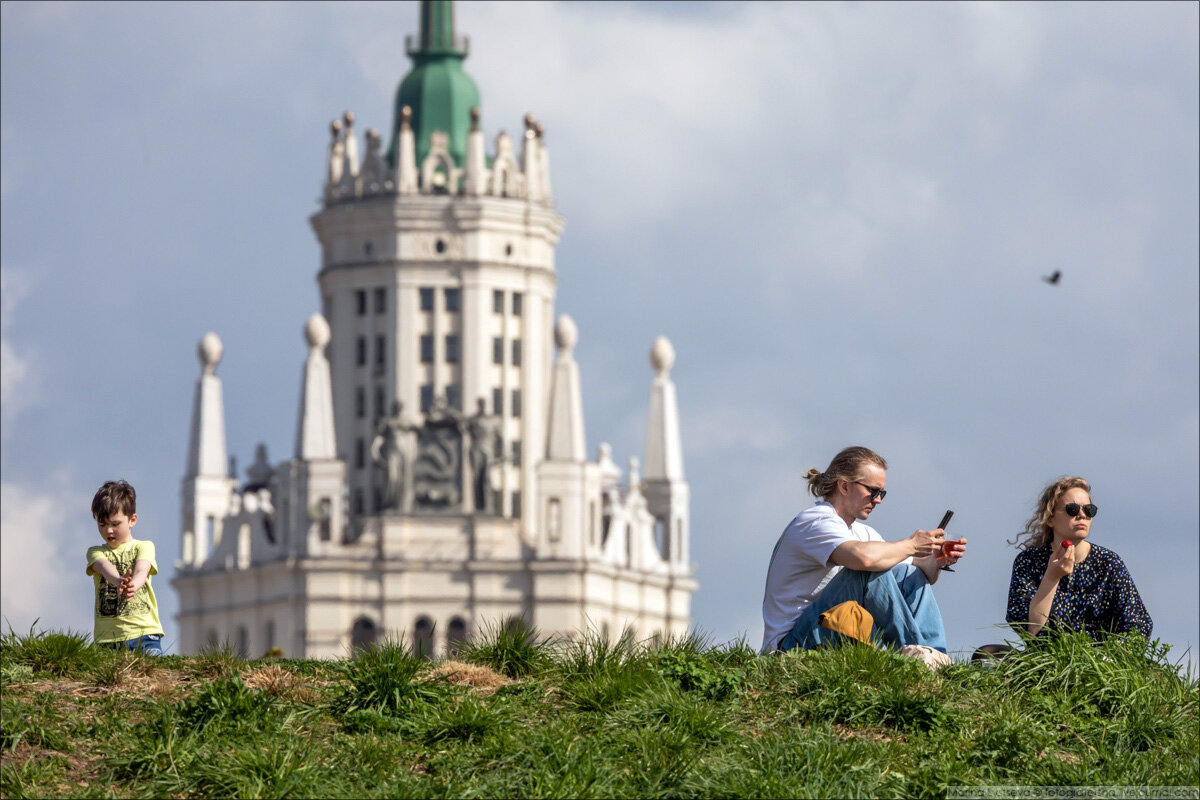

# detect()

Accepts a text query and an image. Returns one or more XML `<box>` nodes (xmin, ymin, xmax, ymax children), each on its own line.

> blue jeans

<box><xmin>779</xmin><ymin>563</ymin><xmax>947</xmax><ymax>653</ymax></box>
<box><xmin>100</xmin><ymin>634</ymin><xmax>164</xmax><ymax>655</ymax></box>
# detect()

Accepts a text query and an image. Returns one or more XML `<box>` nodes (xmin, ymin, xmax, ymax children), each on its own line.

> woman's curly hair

<box><xmin>1011</xmin><ymin>475</ymin><xmax>1091</xmax><ymax>549</ymax></box>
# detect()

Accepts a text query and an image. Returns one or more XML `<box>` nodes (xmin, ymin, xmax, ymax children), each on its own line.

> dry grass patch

<box><xmin>242</xmin><ymin>664</ymin><xmax>324</xmax><ymax>704</ymax></box>
<box><xmin>426</xmin><ymin>660</ymin><xmax>514</xmax><ymax>695</ymax></box>
<box><xmin>20</xmin><ymin>669</ymin><xmax>193</xmax><ymax>703</ymax></box>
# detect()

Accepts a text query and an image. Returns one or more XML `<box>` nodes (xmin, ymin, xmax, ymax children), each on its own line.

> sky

<box><xmin>2</xmin><ymin>0</ymin><xmax>1197</xmax><ymax>666</ymax></box>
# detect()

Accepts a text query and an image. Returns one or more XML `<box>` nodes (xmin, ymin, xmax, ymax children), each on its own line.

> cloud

<box><xmin>0</xmin><ymin>272</ymin><xmax>29</xmax><ymax>412</ymax></box>
<box><xmin>0</xmin><ymin>476</ymin><xmax>94</xmax><ymax>637</ymax></box>
<box><xmin>0</xmin><ymin>267</ymin><xmax>35</xmax><ymax>428</ymax></box>
<box><xmin>0</xmin><ymin>267</ymin><xmax>92</xmax><ymax>636</ymax></box>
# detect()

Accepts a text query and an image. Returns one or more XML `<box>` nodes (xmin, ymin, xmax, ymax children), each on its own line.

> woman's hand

<box><xmin>1045</xmin><ymin>541</ymin><xmax>1075</xmax><ymax>580</ymax></box>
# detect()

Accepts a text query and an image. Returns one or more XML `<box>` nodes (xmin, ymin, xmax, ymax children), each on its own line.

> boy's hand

<box><xmin>119</xmin><ymin>573</ymin><xmax>139</xmax><ymax>599</ymax></box>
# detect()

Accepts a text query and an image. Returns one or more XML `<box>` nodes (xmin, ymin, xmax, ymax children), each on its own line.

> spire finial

<box><xmin>554</xmin><ymin>314</ymin><xmax>578</xmax><ymax>355</ymax></box>
<box><xmin>417</xmin><ymin>0</ymin><xmax>465</xmax><ymax>57</ymax></box>
<box><xmin>296</xmin><ymin>313</ymin><xmax>337</xmax><ymax>460</ymax></box>
<box><xmin>649</xmin><ymin>336</ymin><xmax>675</xmax><ymax>376</ymax></box>
<box><xmin>198</xmin><ymin>332</ymin><xmax>223</xmax><ymax>375</ymax></box>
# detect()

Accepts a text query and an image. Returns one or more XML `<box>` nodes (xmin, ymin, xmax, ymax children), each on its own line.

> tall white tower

<box><xmin>173</xmin><ymin>1</ymin><xmax>696</xmax><ymax>658</ymax></box>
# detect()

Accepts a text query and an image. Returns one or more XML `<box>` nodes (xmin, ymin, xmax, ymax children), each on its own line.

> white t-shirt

<box><xmin>760</xmin><ymin>501</ymin><xmax>895</xmax><ymax>653</ymax></box>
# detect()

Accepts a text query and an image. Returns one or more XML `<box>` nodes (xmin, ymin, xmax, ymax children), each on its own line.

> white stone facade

<box><xmin>172</xmin><ymin>25</ymin><xmax>695</xmax><ymax>659</ymax></box>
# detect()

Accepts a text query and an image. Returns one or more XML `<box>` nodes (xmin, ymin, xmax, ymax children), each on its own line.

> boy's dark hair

<box><xmin>92</xmin><ymin>480</ymin><xmax>137</xmax><ymax>521</ymax></box>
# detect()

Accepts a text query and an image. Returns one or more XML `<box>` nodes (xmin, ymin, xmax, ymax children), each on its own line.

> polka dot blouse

<box><xmin>1006</xmin><ymin>542</ymin><xmax>1153</xmax><ymax>642</ymax></box>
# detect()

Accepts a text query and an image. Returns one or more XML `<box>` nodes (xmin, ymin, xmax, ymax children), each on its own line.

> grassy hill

<box><xmin>2</xmin><ymin>625</ymin><xmax>1196</xmax><ymax>798</ymax></box>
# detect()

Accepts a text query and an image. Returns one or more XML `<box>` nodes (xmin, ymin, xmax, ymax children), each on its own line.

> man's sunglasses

<box><xmin>1063</xmin><ymin>503</ymin><xmax>1098</xmax><ymax>519</ymax></box>
<box><xmin>854</xmin><ymin>481</ymin><xmax>887</xmax><ymax>501</ymax></box>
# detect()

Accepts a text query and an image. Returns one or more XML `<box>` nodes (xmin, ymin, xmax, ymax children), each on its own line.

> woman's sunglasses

<box><xmin>1063</xmin><ymin>503</ymin><xmax>1098</xmax><ymax>519</ymax></box>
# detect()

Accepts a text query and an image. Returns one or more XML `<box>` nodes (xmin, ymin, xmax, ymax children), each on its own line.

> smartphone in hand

<box><xmin>937</xmin><ymin>510</ymin><xmax>955</xmax><ymax>571</ymax></box>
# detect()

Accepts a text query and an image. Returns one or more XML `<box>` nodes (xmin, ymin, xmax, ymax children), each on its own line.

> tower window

<box><xmin>446</xmin><ymin>384</ymin><xmax>461</xmax><ymax>411</ymax></box>
<box><xmin>420</xmin><ymin>287</ymin><xmax>434</xmax><ymax>311</ymax></box>
<box><xmin>356</xmin><ymin>290</ymin><xmax>367</xmax><ymax>316</ymax></box>
<box><xmin>353</xmin><ymin>489</ymin><xmax>364</xmax><ymax>515</ymax></box>
<box><xmin>235</xmin><ymin>626</ymin><xmax>248</xmax><ymax>658</ymax></box>
<box><xmin>445</xmin><ymin>334</ymin><xmax>460</xmax><ymax>363</ymax></box>
<box><xmin>505</xmin><ymin>243</ymin><xmax>513</xmax><ymax>257</ymax></box>
<box><xmin>511</xmin><ymin>491</ymin><xmax>522</xmax><ymax>519</ymax></box>
<box><xmin>512</xmin><ymin>339</ymin><xmax>522</xmax><ymax>367</ymax></box>
<box><xmin>512</xmin><ymin>440</ymin><xmax>522</xmax><ymax>466</ymax></box>
<box><xmin>512</xmin><ymin>292</ymin><xmax>523</xmax><ymax>316</ymax></box>
<box><xmin>356</xmin><ymin>336</ymin><xmax>367</xmax><ymax>366</ymax></box>
<box><xmin>375</xmin><ymin>386</ymin><xmax>386</xmax><ymax>419</ymax></box>
<box><xmin>318</xmin><ymin>498</ymin><xmax>333</xmax><ymax>542</ymax></box>
<box><xmin>547</xmin><ymin>498</ymin><xmax>562</xmax><ymax>542</ymax></box>
<box><xmin>447</xmin><ymin>617</ymin><xmax>468</xmax><ymax>653</ymax></box>
<box><xmin>512</xmin><ymin>389</ymin><xmax>522</xmax><ymax>419</ymax></box>
<box><xmin>420</xmin><ymin>384</ymin><xmax>434</xmax><ymax>413</ymax></box>
<box><xmin>355</xmin><ymin>438</ymin><xmax>365</xmax><ymax>469</ymax></box>
<box><xmin>364</xmin><ymin>240</ymin><xmax>373</xmax><ymax>257</ymax></box>
<box><xmin>435</xmin><ymin>238</ymin><xmax>446</xmax><ymax>254</ymax></box>
<box><xmin>414</xmin><ymin>616</ymin><xmax>434</xmax><ymax>658</ymax></box>
<box><xmin>445</xmin><ymin>288</ymin><xmax>460</xmax><ymax>312</ymax></box>
<box><xmin>493</xmin><ymin>337</ymin><xmax>503</xmax><ymax>365</ymax></box>
<box><xmin>492</xmin><ymin>387</ymin><xmax>503</xmax><ymax>416</ymax></box>
<box><xmin>375</xmin><ymin>336</ymin><xmax>386</xmax><ymax>366</ymax></box>
<box><xmin>355</xmin><ymin>386</ymin><xmax>365</xmax><ymax>418</ymax></box>
<box><xmin>374</xmin><ymin>288</ymin><xmax>386</xmax><ymax>314</ymax></box>
<box><xmin>351</xmin><ymin>617</ymin><xmax>378</xmax><ymax>652</ymax></box>
<box><xmin>420</xmin><ymin>334</ymin><xmax>434</xmax><ymax>364</ymax></box>
<box><xmin>493</xmin><ymin>290</ymin><xmax>504</xmax><ymax>313</ymax></box>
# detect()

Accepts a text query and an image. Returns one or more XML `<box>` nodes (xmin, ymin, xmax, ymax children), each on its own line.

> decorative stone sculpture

<box><xmin>371</xmin><ymin>401</ymin><xmax>418</xmax><ymax>513</ymax></box>
<box><xmin>412</xmin><ymin>395</ymin><xmax>466</xmax><ymax>511</ymax></box>
<box><xmin>360</xmin><ymin>128</ymin><xmax>386</xmax><ymax>193</ymax></box>
<box><xmin>467</xmin><ymin>397</ymin><xmax>502</xmax><ymax>515</ymax></box>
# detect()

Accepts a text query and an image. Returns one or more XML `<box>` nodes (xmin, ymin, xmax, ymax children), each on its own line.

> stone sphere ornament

<box><xmin>649</xmin><ymin>336</ymin><xmax>675</xmax><ymax>375</ymax></box>
<box><xmin>305</xmin><ymin>313</ymin><xmax>331</xmax><ymax>349</ymax></box>
<box><xmin>554</xmin><ymin>314</ymin><xmax>578</xmax><ymax>353</ymax></box>
<box><xmin>198</xmin><ymin>332</ymin><xmax>223</xmax><ymax>373</ymax></box>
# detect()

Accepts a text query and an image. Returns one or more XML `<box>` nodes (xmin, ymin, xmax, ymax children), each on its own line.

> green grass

<box><xmin>1</xmin><ymin>624</ymin><xmax>1196</xmax><ymax>799</ymax></box>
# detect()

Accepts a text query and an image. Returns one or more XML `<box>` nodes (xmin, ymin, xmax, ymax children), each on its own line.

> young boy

<box><xmin>86</xmin><ymin>480</ymin><xmax>165</xmax><ymax>655</ymax></box>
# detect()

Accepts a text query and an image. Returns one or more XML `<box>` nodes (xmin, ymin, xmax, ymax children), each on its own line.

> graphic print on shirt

<box><xmin>96</xmin><ymin>548</ymin><xmax>148</xmax><ymax>618</ymax></box>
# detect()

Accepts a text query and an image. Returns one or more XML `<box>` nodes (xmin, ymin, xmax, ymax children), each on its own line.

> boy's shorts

<box><xmin>100</xmin><ymin>634</ymin><xmax>164</xmax><ymax>656</ymax></box>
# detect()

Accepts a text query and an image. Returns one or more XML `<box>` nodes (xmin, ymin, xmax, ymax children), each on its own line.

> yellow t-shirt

<box><xmin>85</xmin><ymin>538</ymin><xmax>163</xmax><ymax>644</ymax></box>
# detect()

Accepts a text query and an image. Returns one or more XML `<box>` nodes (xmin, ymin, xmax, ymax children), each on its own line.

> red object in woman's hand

<box><xmin>1061</xmin><ymin>540</ymin><xmax>1072</xmax><ymax>549</ymax></box>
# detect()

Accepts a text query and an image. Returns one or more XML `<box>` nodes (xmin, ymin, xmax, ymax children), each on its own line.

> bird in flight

<box><xmin>1042</xmin><ymin>270</ymin><xmax>1062</xmax><ymax>285</ymax></box>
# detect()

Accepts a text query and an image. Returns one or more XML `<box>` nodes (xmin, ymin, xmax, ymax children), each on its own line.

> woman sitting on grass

<box><xmin>1006</xmin><ymin>475</ymin><xmax>1152</xmax><ymax>643</ymax></box>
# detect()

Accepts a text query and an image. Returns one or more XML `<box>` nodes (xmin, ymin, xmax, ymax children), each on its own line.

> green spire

<box><xmin>420</xmin><ymin>0</ymin><xmax>459</xmax><ymax>55</ymax></box>
<box><xmin>387</xmin><ymin>0</ymin><xmax>480</xmax><ymax>171</ymax></box>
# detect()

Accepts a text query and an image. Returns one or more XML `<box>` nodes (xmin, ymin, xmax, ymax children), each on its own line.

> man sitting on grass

<box><xmin>760</xmin><ymin>446</ymin><xmax>964</xmax><ymax>660</ymax></box>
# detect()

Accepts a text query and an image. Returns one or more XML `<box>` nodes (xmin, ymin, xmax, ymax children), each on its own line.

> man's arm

<box><xmin>830</xmin><ymin>527</ymin><xmax>943</xmax><ymax>577</ymax></box>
